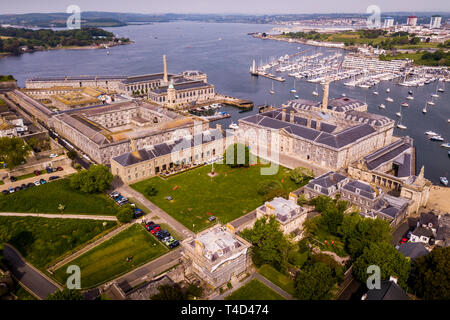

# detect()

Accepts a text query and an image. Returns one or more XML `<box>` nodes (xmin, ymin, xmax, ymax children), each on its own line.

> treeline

<box><xmin>0</xmin><ymin>27</ymin><xmax>130</xmax><ymax>55</ymax></box>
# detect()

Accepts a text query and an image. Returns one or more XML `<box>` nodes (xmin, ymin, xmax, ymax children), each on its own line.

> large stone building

<box><xmin>52</xmin><ymin>101</ymin><xmax>209</xmax><ymax>164</ymax></box>
<box><xmin>111</xmin><ymin>127</ymin><xmax>232</xmax><ymax>183</ymax></box>
<box><xmin>238</xmin><ymin>80</ymin><xmax>395</xmax><ymax>172</ymax></box>
<box><xmin>181</xmin><ymin>224</ymin><xmax>251</xmax><ymax>290</ymax></box>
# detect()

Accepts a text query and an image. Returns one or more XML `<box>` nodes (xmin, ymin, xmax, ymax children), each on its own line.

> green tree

<box><xmin>70</xmin><ymin>164</ymin><xmax>113</xmax><ymax>193</ymax></box>
<box><xmin>223</xmin><ymin>143</ymin><xmax>250</xmax><ymax>168</ymax></box>
<box><xmin>151</xmin><ymin>284</ymin><xmax>186</xmax><ymax>300</ymax></box>
<box><xmin>145</xmin><ymin>185</ymin><xmax>158</xmax><ymax>197</ymax></box>
<box><xmin>289</xmin><ymin>167</ymin><xmax>314</xmax><ymax>185</ymax></box>
<box><xmin>295</xmin><ymin>262</ymin><xmax>336</xmax><ymax>300</ymax></box>
<box><xmin>241</xmin><ymin>216</ymin><xmax>292</xmax><ymax>271</ymax></box>
<box><xmin>47</xmin><ymin>288</ymin><xmax>83</xmax><ymax>300</ymax></box>
<box><xmin>410</xmin><ymin>247</ymin><xmax>450</xmax><ymax>300</ymax></box>
<box><xmin>0</xmin><ymin>136</ymin><xmax>31</xmax><ymax>169</ymax></box>
<box><xmin>67</xmin><ymin>149</ymin><xmax>78</xmax><ymax>160</ymax></box>
<box><xmin>353</xmin><ymin>242</ymin><xmax>410</xmax><ymax>288</ymax></box>
<box><xmin>116</xmin><ymin>205</ymin><xmax>134</xmax><ymax>223</ymax></box>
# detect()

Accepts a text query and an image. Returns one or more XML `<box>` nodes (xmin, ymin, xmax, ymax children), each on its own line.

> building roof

<box><xmin>152</xmin><ymin>80</ymin><xmax>212</xmax><ymax>94</ymax></box>
<box><xmin>419</xmin><ymin>212</ymin><xmax>438</xmax><ymax>228</ymax></box>
<box><xmin>412</xmin><ymin>226</ymin><xmax>434</xmax><ymax>239</ymax></box>
<box><xmin>364</xmin><ymin>280</ymin><xmax>409</xmax><ymax>300</ymax></box>
<box><xmin>342</xmin><ymin>179</ymin><xmax>379</xmax><ymax>200</ymax></box>
<box><xmin>305</xmin><ymin>171</ymin><xmax>347</xmax><ymax>195</ymax></box>
<box><xmin>262</xmin><ymin>197</ymin><xmax>303</xmax><ymax>224</ymax></box>
<box><xmin>325</xmin><ymin>97</ymin><xmax>366</xmax><ymax>113</ymax></box>
<box><xmin>398</xmin><ymin>242</ymin><xmax>429</xmax><ymax>260</ymax></box>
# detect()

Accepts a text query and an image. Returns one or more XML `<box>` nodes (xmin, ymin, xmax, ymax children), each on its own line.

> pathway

<box><xmin>3</xmin><ymin>244</ymin><xmax>61</xmax><ymax>300</ymax></box>
<box><xmin>0</xmin><ymin>212</ymin><xmax>117</xmax><ymax>221</ymax></box>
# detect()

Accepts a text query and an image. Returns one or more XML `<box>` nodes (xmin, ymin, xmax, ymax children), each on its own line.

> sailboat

<box><xmin>396</xmin><ymin>104</ymin><xmax>402</xmax><ymax>117</ymax></box>
<box><xmin>379</xmin><ymin>104</ymin><xmax>386</xmax><ymax>109</ymax></box>
<box><xmin>312</xmin><ymin>84</ymin><xmax>318</xmax><ymax>96</ymax></box>
<box><xmin>427</xmin><ymin>96</ymin><xmax>435</xmax><ymax>105</ymax></box>
<box><xmin>422</xmin><ymin>102</ymin><xmax>427</xmax><ymax>114</ymax></box>
<box><xmin>373</xmin><ymin>83</ymin><xmax>379</xmax><ymax>95</ymax></box>
<box><xmin>386</xmin><ymin>97</ymin><xmax>394</xmax><ymax>102</ymax></box>
<box><xmin>397</xmin><ymin>110</ymin><xmax>407</xmax><ymax>129</ymax></box>
<box><xmin>406</xmin><ymin>95</ymin><xmax>414</xmax><ymax>100</ymax></box>
<box><xmin>438</xmin><ymin>82</ymin><xmax>445</xmax><ymax>93</ymax></box>
<box><xmin>290</xmin><ymin>79</ymin><xmax>297</xmax><ymax>93</ymax></box>
<box><xmin>269</xmin><ymin>82</ymin><xmax>275</xmax><ymax>94</ymax></box>
<box><xmin>386</xmin><ymin>88</ymin><xmax>391</xmax><ymax>93</ymax></box>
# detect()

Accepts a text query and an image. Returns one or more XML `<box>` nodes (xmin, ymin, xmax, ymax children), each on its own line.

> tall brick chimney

<box><xmin>322</xmin><ymin>76</ymin><xmax>330</xmax><ymax>112</ymax></box>
<box><xmin>163</xmin><ymin>54</ymin><xmax>168</xmax><ymax>84</ymax></box>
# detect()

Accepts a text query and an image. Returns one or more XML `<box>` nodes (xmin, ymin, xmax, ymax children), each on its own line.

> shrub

<box><xmin>116</xmin><ymin>205</ymin><xmax>134</xmax><ymax>223</ymax></box>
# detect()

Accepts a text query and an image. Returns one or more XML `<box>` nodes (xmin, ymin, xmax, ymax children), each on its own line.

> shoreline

<box><xmin>0</xmin><ymin>40</ymin><xmax>134</xmax><ymax>58</ymax></box>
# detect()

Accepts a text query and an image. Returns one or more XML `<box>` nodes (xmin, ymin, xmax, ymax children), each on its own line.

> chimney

<box><xmin>322</xmin><ymin>76</ymin><xmax>329</xmax><ymax>112</ymax></box>
<box><xmin>281</xmin><ymin>108</ymin><xmax>286</xmax><ymax>122</ymax></box>
<box><xmin>163</xmin><ymin>54</ymin><xmax>168</xmax><ymax>84</ymax></box>
<box><xmin>290</xmin><ymin>111</ymin><xmax>295</xmax><ymax>123</ymax></box>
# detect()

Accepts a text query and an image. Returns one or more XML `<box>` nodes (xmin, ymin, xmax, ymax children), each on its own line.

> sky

<box><xmin>1</xmin><ymin>0</ymin><xmax>449</xmax><ymax>15</ymax></box>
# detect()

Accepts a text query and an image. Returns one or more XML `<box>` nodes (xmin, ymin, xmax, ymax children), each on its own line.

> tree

<box><xmin>223</xmin><ymin>143</ymin><xmax>250</xmax><ymax>168</ymax></box>
<box><xmin>410</xmin><ymin>247</ymin><xmax>450</xmax><ymax>300</ymax></box>
<box><xmin>289</xmin><ymin>167</ymin><xmax>314</xmax><ymax>185</ymax></box>
<box><xmin>116</xmin><ymin>205</ymin><xmax>134</xmax><ymax>223</ymax></box>
<box><xmin>145</xmin><ymin>185</ymin><xmax>158</xmax><ymax>197</ymax></box>
<box><xmin>295</xmin><ymin>262</ymin><xmax>336</xmax><ymax>300</ymax></box>
<box><xmin>0</xmin><ymin>136</ymin><xmax>31</xmax><ymax>169</ymax></box>
<box><xmin>256</xmin><ymin>180</ymin><xmax>283</xmax><ymax>196</ymax></box>
<box><xmin>151</xmin><ymin>284</ymin><xmax>186</xmax><ymax>300</ymax></box>
<box><xmin>353</xmin><ymin>242</ymin><xmax>410</xmax><ymax>288</ymax></box>
<box><xmin>67</xmin><ymin>149</ymin><xmax>78</xmax><ymax>160</ymax></box>
<box><xmin>47</xmin><ymin>288</ymin><xmax>83</xmax><ymax>300</ymax></box>
<box><xmin>70</xmin><ymin>164</ymin><xmax>113</xmax><ymax>193</ymax></box>
<box><xmin>241</xmin><ymin>216</ymin><xmax>292</xmax><ymax>271</ymax></box>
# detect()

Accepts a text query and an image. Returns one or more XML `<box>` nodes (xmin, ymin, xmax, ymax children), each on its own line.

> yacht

<box><xmin>312</xmin><ymin>84</ymin><xmax>318</xmax><ymax>96</ymax></box>
<box><xmin>440</xmin><ymin>177</ymin><xmax>448</xmax><ymax>187</ymax></box>
<box><xmin>401</xmin><ymin>102</ymin><xmax>409</xmax><ymax>107</ymax></box>
<box><xmin>422</xmin><ymin>103</ymin><xmax>427</xmax><ymax>113</ymax></box>
<box><xmin>386</xmin><ymin>97</ymin><xmax>394</xmax><ymax>102</ymax></box>
<box><xmin>406</xmin><ymin>96</ymin><xmax>414</xmax><ymax>100</ymax></box>
<box><xmin>294</xmin><ymin>95</ymin><xmax>299</xmax><ymax>99</ymax></box>
<box><xmin>432</xmin><ymin>93</ymin><xmax>439</xmax><ymax>98</ymax></box>
<box><xmin>290</xmin><ymin>79</ymin><xmax>297</xmax><ymax>93</ymax></box>
<box><xmin>397</xmin><ymin>123</ymin><xmax>407</xmax><ymax>130</ymax></box>
<box><xmin>430</xmin><ymin>135</ymin><xmax>444</xmax><ymax>141</ymax></box>
<box><xmin>386</xmin><ymin>88</ymin><xmax>390</xmax><ymax>93</ymax></box>
<box><xmin>427</xmin><ymin>100</ymin><xmax>435</xmax><ymax>106</ymax></box>
<box><xmin>425</xmin><ymin>131</ymin><xmax>438</xmax><ymax>136</ymax></box>
<box><xmin>396</xmin><ymin>111</ymin><xmax>402</xmax><ymax>117</ymax></box>
<box><xmin>379</xmin><ymin>104</ymin><xmax>386</xmax><ymax>109</ymax></box>
<box><xmin>441</xmin><ymin>143</ymin><xmax>450</xmax><ymax>148</ymax></box>
<box><xmin>408</xmin><ymin>90</ymin><xmax>413</xmax><ymax>94</ymax></box>
<box><xmin>269</xmin><ymin>82</ymin><xmax>275</xmax><ymax>94</ymax></box>
<box><xmin>373</xmin><ymin>91</ymin><xmax>379</xmax><ymax>95</ymax></box>
<box><xmin>229</xmin><ymin>122</ymin><xmax>239</xmax><ymax>130</ymax></box>
<box><xmin>341</xmin><ymin>93</ymin><xmax>346</xmax><ymax>97</ymax></box>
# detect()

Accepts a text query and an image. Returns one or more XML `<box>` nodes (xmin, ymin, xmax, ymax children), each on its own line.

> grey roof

<box><xmin>419</xmin><ymin>212</ymin><xmax>438</xmax><ymax>228</ymax></box>
<box><xmin>363</xmin><ymin>138</ymin><xmax>412</xmax><ymax>171</ymax></box>
<box><xmin>412</xmin><ymin>226</ymin><xmax>434</xmax><ymax>239</ymax></box>
<box><xmin>152</xmin><ymin>80</ymin><xmax>212</xmax><ymax>94</ymax></box>
<box><xmin>315</xmin><ymin>124</ymin><xmax>376</xmax><ymax>148</ymax></box>
<box><xmin>396</xmin><ymin>153</ymin><xmax>412</xmax><ymax>178</ymax></box>
<box><xmin>344</xmin><ymin>110</ymin><xmax>393</xmax><ymax>127</ymax></box>
<box><xmin>122</xmin><ymin>73</ymin><xmax>166</xmax><ymax>84</ymax></box>
<box><xmin>113</xmin><ymin>129</ymin><xmax>221</xmax><ymax>167</ymax></box>
<box><xmin>28</xmin><ymin>75</ymin><xmax>126</xmax><ymax>81</ymax></box>
<box><xmin>305</xmin><ymin>171</ymin><xmax>347</xmax><ymax>195</ymax></box>
<box><xmin>342</xmin><ymin>179</ymin><xmax>378</xmax><ymax>200</ymax></box>
<box><xmin>326</xmin><ymin>97</ymin><xmax>366</xmax><ymax>112</ymax></box>
<box><xmin>364</xmin><ymin>280</ymin><xmax>409</xmax><ymax>300</ymax></box>
<box><xmin>398</xmin><ymin>242</ymin><xmax>429</xmax><ymax>260</ymax></box>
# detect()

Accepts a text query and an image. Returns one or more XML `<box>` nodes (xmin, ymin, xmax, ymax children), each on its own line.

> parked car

<box><xmin>49</xmin><ymin>153</ymin><xmax>58</xmax><ymax>158</ymax></box>
<box><xmin>46</xmin><ymin>167</ymin><xmax>53</xmax><ymax>173</ymax></box>
<box><xmin>109</xmin><ymin>191</ymin><xmax>120</xmax><ymax>198</ymax></box>
<box><xmin>145</xmin><ymin>221</ymin><xmax>155</xmax><ymax>229</ymax></box>
<box><xmin>133</xmin><ymin>208</ymin><xmax>144</xmax><ymax>218</ymax></box>
<box><xmin>21</xmin><ymin>183</ymin><xmax>27</xmax><ymax>190</ymax></box>
<box><xmin>49</xmin><ymin>176</ymin><xmax>60</xmax><ymax>181</ymax></box>
<box><xmin>10</xmin><ymin>176</ymin><xmax>17</xmax><ymax>182</ymax></box>
<box><xmin>150</xmin><ymin>225</ymin><xmax>161</xmax><ymax>234</ymax></box>
<box><xmin>39</xmin><ymin>179</ymin><xmax>47</xmax><ymax>184</ymax></box>
<box><xmin>14</xmin><ymin>186</ymin><xmax>21</xmax><ymax>192</ymax></box>
<box><xmin>8</xmin><ymin>187</ymin><xmax>15</xmax><ymax>193</ymax></box>
<box><xmin>2</xmin><ymin>190</ymin><xmax>8</xmax><ymax>195</ymax></box>
<box><xmin>168</xmin><ymin>240</ymin><xmax>180</xmax><ymax>249</ymax></box>
<box><xmin>155</xmin><ymin>230</ymin><xmax>170</xmax><ymax>240</ymax></box>
<box><xmin>162</xmin><ymin>236</ymin><xmax>175</xmax><ymax>246</ymax></box>
<box><xmin>117</xmin><ymin>198</ymin><xmax>129</xmax><ymax>205</ymax></box>
<box><xmin>400</xmin><ymin>238</ymin><xmax>408</xmax><ymax>245</ymax></box>
<box><xmin>34</xmin><ymin>170</ymin><xmax>41</xmax><ymax>176</ymax></box>
<box><xmin>57</xmin><ymin>167</ymin><xmax>63</xmax><ymax>171</ymax></box>
<box><xmin>27</xmin><ymin>182</ymin><xmax>35</xmax><ymax>188</ymax></box>
<box><xmin>34</xmin><ymin>180</ymin><xmax>40</xmax><ymax>186</ymax></box>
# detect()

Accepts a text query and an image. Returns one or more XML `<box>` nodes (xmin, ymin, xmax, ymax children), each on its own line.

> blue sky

<box><xmin>1</xmin><ymin>0</ymin><xmax>449</xmax><ymax>15</ymax></box>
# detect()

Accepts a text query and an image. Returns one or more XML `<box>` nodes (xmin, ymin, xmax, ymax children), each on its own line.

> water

<box><xmin>0</xmin><ymin>22</ymin><xmax>448</xmax><ymax>183</ymax></box>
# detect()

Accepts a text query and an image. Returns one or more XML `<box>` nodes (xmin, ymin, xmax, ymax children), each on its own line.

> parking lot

<box><xmin>109</xmin><ymin>190</ymin><xmax>180</xmax><ymax>250</ymax></box>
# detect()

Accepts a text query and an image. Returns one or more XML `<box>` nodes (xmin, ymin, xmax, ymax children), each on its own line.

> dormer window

<box><xmin>314</xmin><ymin>185</ymin><xmax>321</xmax><ymax>192</ymax></box>
<box><xmin>355</xmin><ymin>188</ymin><xmax>360</xmax><ymax>194</ymax></box>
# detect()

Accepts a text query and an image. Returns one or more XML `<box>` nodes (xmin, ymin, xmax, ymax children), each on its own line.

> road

<box><xmin>3</xmin><ymin>244</ymin><xmax>61</xmax><ymax>300</ymax></box>
<box><xmin>48</xmin><ymin>130</ymin><xmax>91</xmax><ymax>169</ymax></box>
<box><xmin>0</xmin><ymin>212</ymin><xmax>117</xmax><ymax>221</ymax></box>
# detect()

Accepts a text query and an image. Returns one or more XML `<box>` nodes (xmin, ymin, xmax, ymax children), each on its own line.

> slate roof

<box><xmin>412</xmin><ymin>226</ymin><xmax>434</xmax><ymax>239</ymax></box>
<box><xmin>113</xmin><ymin>129</ymin><xmax>221</xmax><ymax>167</ymax></box>
<box><xmin>305</xmin><ymin>171</ymin><xmax>347</xmax><ymax>195</ymax></box>
<box><xmin>363</xmin><ymin>138</ymin><xmax>412</xmax><ymax>171</ymax></box>
<box><xmin>152</xmin><ymin>80</ymin><xmax>212</xmax><ymax>94</ymax></box>
<box><xmin>344</xmin><ymin>110</ymin><xmax>393</xmax><ymax>127</ymax></box>
<box><xmin>398</xmin><ymin>242</ymin><xmax>429</xmax><ymax>260</ymax></box>
<box><xmin>342</xmin><ymin>179</ymin><xmax>378</xmax><ymax>200</ymax></box>
<box><xmin>364</xmin><ymin>280</ymin><xmax>409</xmax><ymax>300</ymax></box>
<box><xmin>419</xmin><ymin>212</ymin><xmax>438</xmax><ymax>228</ymax></box>
<box><xmin>122</xmin><ymin>73</ymin><xmax>166</xmax><ymax>84</ymax></box>
<box><xmin>325</xmin><ymin>97</ymin><xmax>366</xmax><ymax>112</ymax></box>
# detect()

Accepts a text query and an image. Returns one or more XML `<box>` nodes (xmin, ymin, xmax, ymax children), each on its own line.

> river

<box><xmin>0</xmin><ymin>22</ymin><xmax>448</xmax><ymax>183</ymax></box>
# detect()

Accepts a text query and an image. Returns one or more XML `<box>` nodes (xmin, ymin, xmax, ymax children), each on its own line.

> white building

<box><xmin>383</xmin><ymin>17</ymin><xmax>395</xmax><ymax>28</ymax></box>
<box><xmin>430</xmin><ymin>15</ymin><xmax>442</xmax><ymax>29</ymax></box>
<box><xmin>407</xmin><ymin>16</ymin><xmax>418</xmax><ymax>27</ymax></box>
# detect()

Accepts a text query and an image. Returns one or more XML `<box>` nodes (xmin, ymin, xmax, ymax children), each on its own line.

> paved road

<box><xmin>0</xmin><ymin>212</ymin><xmax>117</xmax><ymax>221</ymax></box>
<box><xmin>3</xmin><ymin>244</ymin><xmax>61</xmax><ymax>300</ymax></box>
<box><xmin>113</xmin><ymin>181</ymin><xmax>195</xmax><ymax>239</ymax></box>
<box><xmin>113</xmin><ymin>248</ymin><xmax>182</xmax><ymax>292</ymax></box>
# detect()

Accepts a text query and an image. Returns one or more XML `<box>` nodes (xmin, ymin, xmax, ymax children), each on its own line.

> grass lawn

<box><xmin>258</xmin><ymin>264</ymin><xmax>296</xmax><ymax>296</ymax></box>
<box><xmin>307</xmin><ymin>223</ymin><xmax>349</xmax><ymax>258</ymax></box>
<box><xmin>0</xmin><ymin>216</ymin><xmax>117</xmax><ymax>269</ymax></box>
<box><xmin>0</xmin><ymin>178</ymin><xmax>119</xmax><ymax>215</ymax></box>
<box><xmin>53</xmin><ymin>224</ymin><xmax>169</xmax><ymax>288</ymax></box>
<box><xmin>131</xmin><ymin>163</ymin><xmax>299</xmax><ymax>232</ymax></box>
<box><xmin>225</xmin><ymin>279</ymin><xmax>285</xmax><ymax>300</ymax></box>
<box><xmin>15</xmin><ymin>171</ymin><xmax>45</xmax><ymax>181</ymax></box>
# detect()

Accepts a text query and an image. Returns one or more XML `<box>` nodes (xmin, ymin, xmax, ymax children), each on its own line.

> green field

<box><xmin>0</xmin><ymin>178</ymin><xmax>118</xmax><ymax>215</ymax></box>
<box><xmin>225</xmin><ymin>279</ymin><xmax>285</xmax><ymax>300</ymax></box>
<box><xmin>131</xmin><ymin>163</ymin><xmax>298</xmax><ymax>232</ymax></box>
<box><xmin>0</xmin><ymin>216</ymin><xmax>117</xmax><ymax>269</ymax></box>
<box><xmin>53</xmin><ymin>224</ymin><xmax>168</xmax><ymax>288</ymax></box>
<box><xmin>258</xmin><ymin>264</ymin><xmax>296</xmax><ymax>296</ymax></box>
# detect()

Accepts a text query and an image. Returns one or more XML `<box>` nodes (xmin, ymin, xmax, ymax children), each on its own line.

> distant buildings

<box><xmin>181</xmin><ymin>224</ymin><xmax>251</xmax><ymax>290</ymax></box>
<box><xmin>430</xmin><ymin>15</ymin><xmax>442</xmax><ymax>29</ymax></box>
<box><xmin>383</xmin><ymin>17</ymin><xmax>395</xmax><ymax>29</ymax></box>
<box><xmin>407</xmin><ymin>16</ymin><xmax>418</xmax><ymax>27</ymax></box>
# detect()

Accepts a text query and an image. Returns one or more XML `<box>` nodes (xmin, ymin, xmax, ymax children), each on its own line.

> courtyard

<box><xmin>131</xmin><ymin>162</ymin><xmax>299</xmax><ymax>233</ymax></box>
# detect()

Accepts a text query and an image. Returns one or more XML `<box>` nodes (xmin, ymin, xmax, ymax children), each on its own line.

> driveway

<box><xmin>3</xmin><ymin>244</ymin><xmax>61</xmax><ymax>300</ymax></box>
